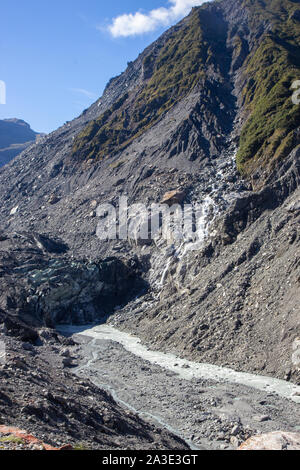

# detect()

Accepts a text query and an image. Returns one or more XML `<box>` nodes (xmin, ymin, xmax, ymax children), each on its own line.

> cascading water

<box><xmin>150</xmin><ymin>143</ymin><xmax>249</xmax><ymax>289</ymax></box>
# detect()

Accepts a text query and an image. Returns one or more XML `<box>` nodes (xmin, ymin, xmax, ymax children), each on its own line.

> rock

<box><xmin>60</xmin><ymin>348</ymin><xmax>71</xmax><ymax>358</ymax></box>
<box><xmin>231</xmin><ymin>424</ymin><xmax>241</xmax><ymax>436</ymax></box>
<box><xmin>253</xmin><ymin>415</ymin><xmax>270</xmax><ymax>422</ymax></box>
<box><xmin>0</xmin><ymin>425</ymin><xmax>73</xmax><ymax>450</ymax></box>
<box><xmin>48</xmin><ymin>194</ymin><xmax>60</xmax><ymax>205</ymax></box>
<box><xmin>49</xmin><ymin>162</ymin><xmax>63</xmax><ymax>179</ymax></box>
<box><xmin>160</xmin><ymin>190</ymin><xmax>186</xmax><ymax>206</ymax></box>
<box><xmin>219</xmin><ymin>444</ymin><xmax>228</xmax><ymax>450</ymax></box>
<box><xmin>284</xmin><ymin>369</ymin><xmax>292</xmax><ymax>381</ymax></box>
<box><xmin>290</xmin><ymin>9</ymin><xmax>300</xmax><ymax>22</ymax></box>
<box><xmin>10</xmin><ymin>206</ymin><xmax>19</xmax><ymax>215</ymax></box>
<box><xmin>62</xmin><ymin>357</ymin><xmax>74</xmax><ymax>367</ymax></box>
<box><xmin>11</xmin><ymin>357</ymin><xmax>27</xmax><ymax>369</ymax></box>
<box><xmin>230</xmin><ymin>436</ymin><xmax>240</xmax><ymax>448</ymax></box>
<box><xmin>0</xmin><ymin>313</ymin><xmax>38</xmax><ymax>343</ymax></box>
<box><xmin>238</xmin><ymin>432</ymin><xmax>300</xmax><ymax>450</ymax></box>
<box><xmin>0</xmin><ymin>0</ymin><xmax>299</xmax><ymax>453</ymax></box>
<box><xmin>32</xmin><ymin>233</ymin><xmax>68</xmax><ymax>254</ymax></box>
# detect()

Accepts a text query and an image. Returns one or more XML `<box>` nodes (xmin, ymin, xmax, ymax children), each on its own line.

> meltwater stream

<box><xmin>59</xmin><ymin>324</ymin><xmax>300</xmax><ymax>404</ymax></box>
<box><xmin>58</xmin><ymin>324</ymin><xmax>300</xmax><ymax>450</ymax></box>
<box><xmin>81</xmin><ymin>338</ymin><xmax>201</xmax><ymax>450</ymax></box>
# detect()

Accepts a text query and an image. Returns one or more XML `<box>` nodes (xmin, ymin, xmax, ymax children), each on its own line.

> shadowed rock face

<box><xmin>0</xmin><ymin>232</ymin><xmax>146</xmax><ymax>327</ymax></box>
<box><xmin>0</xmin><ymin>119</ymin><xmax>40</xmax><ymax>167</ymax></box>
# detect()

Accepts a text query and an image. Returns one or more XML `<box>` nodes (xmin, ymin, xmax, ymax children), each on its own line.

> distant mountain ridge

<box><xmin>0</xmin><ymin>118</ymin><xmax>40</xmax><ymax>167</ymax></box>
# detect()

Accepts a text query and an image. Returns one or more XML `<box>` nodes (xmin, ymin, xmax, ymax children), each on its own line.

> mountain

<box><xmin>0</xmin><ymin>0</ymin><xmax>299</xmax><ymax>374</ymax></box>
<box><xmin>0</xmin><ymin>118</ymin><xmax>40</xmax><ymax>167</ymax></box>
<box><xmin>0</xmin><ymin>0</ymin><xmax>299</xmax><ymax>449</ymax></box>
<box><xmin>73</xmin><ymin>0</ymin><xmax>300</xmax><ymax>179</ymax></box>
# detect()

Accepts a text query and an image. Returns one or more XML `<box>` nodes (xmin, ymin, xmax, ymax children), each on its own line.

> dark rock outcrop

<box><xmin>0</xmin><ymin>232</ymin><xmax>145</xmax><ymax>327</ymax></box>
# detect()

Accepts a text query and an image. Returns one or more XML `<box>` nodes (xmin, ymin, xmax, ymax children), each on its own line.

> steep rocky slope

<box><xmin>0</xmin><ymin>0</ymin><xmax>299</xmax><ymax>443</ymax></box>
<box><xmin>0</xmin><ymin>119</ymin><xmax>40</xmax><ymax>167</ymax></box>
<box><xmin>113</xmin><ymin>161</ymin><xmax>300</xmax><ymax>383</ymax></box>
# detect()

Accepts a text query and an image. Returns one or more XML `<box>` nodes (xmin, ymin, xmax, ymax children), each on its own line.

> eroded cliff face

<box><xmin>0</xmin><ymin>0</ymin><xmax>299</xmax><ymax>381</ymax></box>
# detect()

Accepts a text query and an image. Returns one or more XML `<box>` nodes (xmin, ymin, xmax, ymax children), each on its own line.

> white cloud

<box><xmin>70</xmin><ymin>88</ymin><xmax>97</xmax><ymax>99</ymax></box>
<box><xmin>107</xmin><ymin>0</ymin><xmax>206</xmax><ymax>38</ymax></box>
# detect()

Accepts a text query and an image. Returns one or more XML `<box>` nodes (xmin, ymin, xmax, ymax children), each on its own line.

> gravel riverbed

<box><xmin>59</xmin><ymin>325</ymin><xmax>300</xmax><ymax>450</ymax></box>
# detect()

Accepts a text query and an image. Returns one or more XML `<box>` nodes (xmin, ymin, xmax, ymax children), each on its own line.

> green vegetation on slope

<box><xmin>74</xmin><ymin>0</ymin><xmax>300</xmax><ymax>177</ymax></box>
<box><xmin>237</xmin><ymin>0</ymin><xmax>300</xmax><ymax>175</ymax></box>
<box><xmin>72</xmin><ymin>7</ymin><xmax>225</xmax><ymax>161</ymax></box>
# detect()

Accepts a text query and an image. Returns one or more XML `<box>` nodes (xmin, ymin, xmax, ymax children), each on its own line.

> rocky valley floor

<box><xmin>0</xmin><ymin>328</ymin><xmax>188</xmax><ymax>450</ymax></box>
<box><xmin>58</xmin><ymin>324</ymin><xmax>300</xmax><ymax>451</ymax></box>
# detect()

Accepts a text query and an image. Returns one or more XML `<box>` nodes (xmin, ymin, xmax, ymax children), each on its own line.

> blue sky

<box><xmin>0</xmin><ymin>1</ymin><xmax>205</xmax><ymax>133</ymax></box>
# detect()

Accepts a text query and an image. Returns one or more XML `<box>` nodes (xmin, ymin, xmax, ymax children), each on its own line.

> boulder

<box><xmin>48</xmin><ymin>194</ymin><xmax>60</xmax><ymax>205</ymax></box>
<box><xmin>238</xmin><ymin>432</ymin><xmax>300</xmax><ymax>450</ymax></box>
<box><xmin>287</xmin><ymin>199</ymin><xmax>300</xmax><ymax>213</ymax></box>
<box><xmin>0</xmin><ymin>425</ymin><xmax>73</xmax><ymax>450</ymax></box>
<box><xmin>160</xmin><ymin>190</ymin><xmax>186</xmax><ymax>206</ymax></box>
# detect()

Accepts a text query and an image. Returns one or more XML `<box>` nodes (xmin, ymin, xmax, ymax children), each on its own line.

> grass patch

<box><xmin>237</xmin><ymin>0</ymin><xmax>300</xmax><ymax>176</ymax></box>
<box><xmin>109</xmin><ymin>159</ymin><xmax>126</xmax><ymax>170</ymax></box>
<box><xmin>73</xmin><ymin>442</ymin><xmax>90</xmax><ymax>450</ymax></box>
<box><xmin>73</xmin><ymin>0</ymin><xmax>300</xmax><ymax>178</ymax></box>
<box><xmin>72</xmin><ymin>6</ymin><xmax>227</xmax><ymax>162</ymax></box>
<box><xmin>0</xmin><ymin>435</ymin><xmax>25</xmax><ymax>444</ymax></box>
